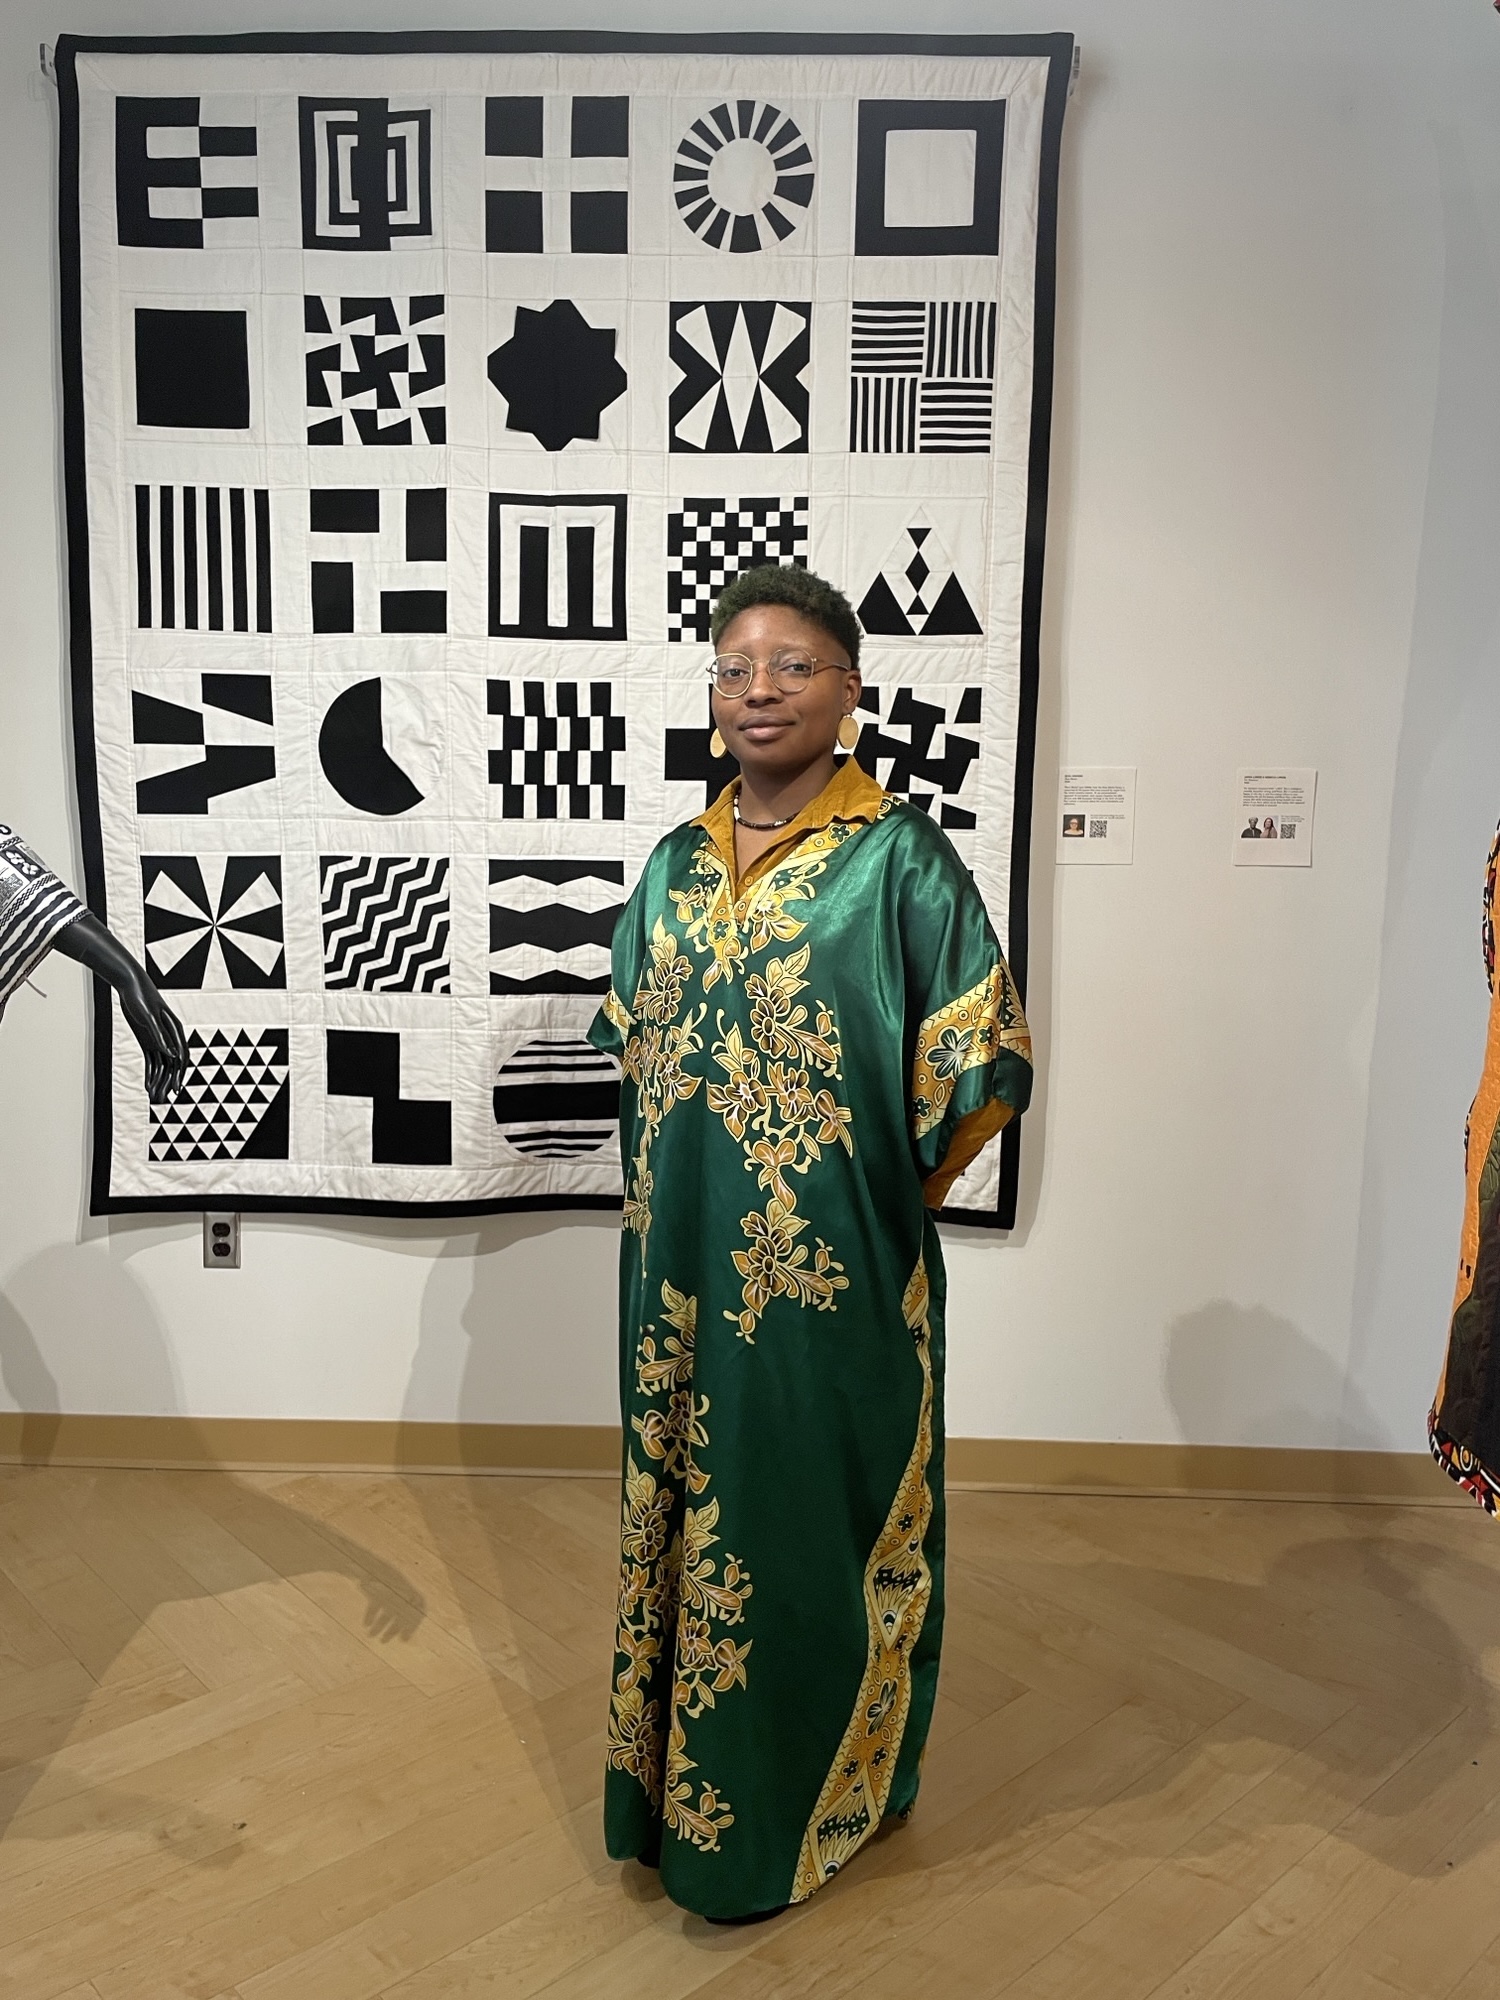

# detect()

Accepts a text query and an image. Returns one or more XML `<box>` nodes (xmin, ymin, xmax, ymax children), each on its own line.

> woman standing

<box><xmin>589</xmin><ymin>565</ymin><xmax>1032</xmax><ymax>1920</ymax></box>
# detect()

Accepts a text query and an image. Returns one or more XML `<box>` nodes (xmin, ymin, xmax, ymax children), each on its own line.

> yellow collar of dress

<box><xmin>692</xmin><ymin>758</ymin><xmax>888</xmax><ymax>894</ymax></box>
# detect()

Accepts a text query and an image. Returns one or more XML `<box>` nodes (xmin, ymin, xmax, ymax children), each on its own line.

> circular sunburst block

<box><xmin>674</xmin><ymin>100</ymin><xmax>814</xmax><ymax>252</ymax></box>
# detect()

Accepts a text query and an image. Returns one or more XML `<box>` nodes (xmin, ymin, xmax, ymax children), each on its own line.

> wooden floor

<box><xmin>2</xmin><ymin>1467</ymin><xmax>1499</xmax><ymax>2000</ymax></box>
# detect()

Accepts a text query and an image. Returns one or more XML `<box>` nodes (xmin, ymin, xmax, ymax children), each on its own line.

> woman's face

<box><xmin>711</xmin><ymin>602</ymin><xmax>860</xmax><ymax>784</ymax></box>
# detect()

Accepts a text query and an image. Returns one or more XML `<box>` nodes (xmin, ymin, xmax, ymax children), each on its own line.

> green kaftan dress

<box><xmin>588</xmin><ymin>758</ymin><xmax>1033</xmax><ymax>1918</ymax></box>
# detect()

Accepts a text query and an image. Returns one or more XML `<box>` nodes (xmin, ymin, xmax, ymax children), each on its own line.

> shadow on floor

<box><xmin>395</xmin><ymin>1211</ymin><xmax>620</xmax><ymax>1877</ymax></box>
<box><xmin>942</xmin><ymin>1491</ymin><xmax>1500</xmax><ymax>1885</ymax></box>
<box><xmin>0</xmin><ymin>1243</ymin><xmax>426</xmax><ymax>1852</ymax></box>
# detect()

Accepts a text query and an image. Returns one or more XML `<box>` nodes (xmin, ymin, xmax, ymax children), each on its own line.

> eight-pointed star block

<box><xmin>486</xmin><ymin>300</ymin><xmax>627</xmax><ymax>452</ymax></box>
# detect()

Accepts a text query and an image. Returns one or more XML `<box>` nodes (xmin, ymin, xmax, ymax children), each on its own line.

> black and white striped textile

<box><xmin>0</xmin><ymin>826</ymin><xmax>86</xmax><ymax>1015</ymax></box>
<box><xmin>61</xmin><ymin>32</ymin><xmax>1069</xmax><ymax>1222</ymax></box>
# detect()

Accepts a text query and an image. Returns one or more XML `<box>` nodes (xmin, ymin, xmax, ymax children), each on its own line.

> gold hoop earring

<box><xmin>837</xmin><ymin>714</ymin><xmax>860</xmax><ymax>751</ymax></box>
<box><xmin>709</xmin><ymin>727</ymin><xmax>727</xmax><ymax>760</ymax></box>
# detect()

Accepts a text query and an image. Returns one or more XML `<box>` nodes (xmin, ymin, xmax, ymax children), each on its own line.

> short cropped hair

<box><xmin>709</xmin><ymin>563</ymin><xmax>861</xmax><ymax>670</ymax></box>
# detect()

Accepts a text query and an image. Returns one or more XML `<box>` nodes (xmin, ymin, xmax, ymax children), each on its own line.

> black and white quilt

<box><xmin>58</xmin><ymin>32</ymin><xmax>1070</xmax><ymax>1222</ymax></box>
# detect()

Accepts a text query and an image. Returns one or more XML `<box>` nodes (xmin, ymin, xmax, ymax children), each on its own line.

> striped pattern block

<box><xmin>320</xmin><ymin>854</ymin><xmax>451</xmax><ymax>993</ymax></box>
<box><xmin>493</xmin><ymin>1036</ymin><xmax>620</xmax><ymax>1158</ymax></box>
<box><xmin>849</xmin><ymin>301</ymin><xmax>997</xmax><ymax>454</ymax></box>
<box><xmin>134</xmin><ymin>484</ymin><xmax>272</xmax><ymax>631</ymax></box>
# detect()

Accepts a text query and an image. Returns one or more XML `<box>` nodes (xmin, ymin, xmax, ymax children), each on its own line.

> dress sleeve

<box><xmin>0</xmin><ymin>823</ymin><xmax>87</xmax><ymax>1018</ymax></box>
<box><xmin>901</xmin><ymin>828</ymin><xmax>1033</xmax><ymax>1210</ymax></box>
<box><xmin>587</xmin><ymin>866</ymin><xmax>653</xmax><ymax>1062</ymax></box>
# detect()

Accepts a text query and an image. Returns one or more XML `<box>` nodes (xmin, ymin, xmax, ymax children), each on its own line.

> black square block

<box><xmin>135</xmin><ymin>309</ymin><xmax>250</xmax><ymax>429</ymax></box>
<box><xmin>486</xmin><ymin>189</ymin><xmax>543</xmax><ymax>254</ymax></box>
<box><xmin>571</xmin><ymin>190</ymin><xmax>627</xmax><ymax>254</ymax></box>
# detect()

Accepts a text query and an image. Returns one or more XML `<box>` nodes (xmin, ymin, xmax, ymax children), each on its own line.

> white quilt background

<box><xmin>66</xmin><ymin>40</ymin><xmax>1062</xmax><ymax>1216</ymax></box>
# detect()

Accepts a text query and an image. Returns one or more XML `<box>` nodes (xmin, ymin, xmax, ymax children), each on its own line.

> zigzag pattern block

<box><xmin>320</xmin><ymin>855</ymin><xmax>451</xmax><ymax>993</ymax></box>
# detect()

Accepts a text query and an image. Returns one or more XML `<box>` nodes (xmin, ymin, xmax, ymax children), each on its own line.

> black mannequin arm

<box><xmin>52</xmin><ymin>911</ymin><xmax>189</xmax><ymax>1101</ymax></box>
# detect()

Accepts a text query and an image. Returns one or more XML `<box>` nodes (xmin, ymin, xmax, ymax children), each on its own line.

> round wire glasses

<box><xmin>707</xmin><ymin>650</ymin><xmax>846</xmax><ymax>698</ymax></box>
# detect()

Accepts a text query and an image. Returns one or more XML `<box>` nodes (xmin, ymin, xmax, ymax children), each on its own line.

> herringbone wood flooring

<box><xmin>0</xmin><ymin>1463</ymin><xmax>1497</xmax><ymax>1997</ymax></box>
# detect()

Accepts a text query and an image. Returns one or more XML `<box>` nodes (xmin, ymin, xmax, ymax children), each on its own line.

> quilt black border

<box><xmin>56</xmin><ymin>28</ymin><xmax>1073</xmax><ymax>1224</ymax></box>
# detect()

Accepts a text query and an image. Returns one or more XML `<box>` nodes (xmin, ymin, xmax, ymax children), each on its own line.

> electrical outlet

<box><xmin>203</xmin><ymin>1212</ymin><xmax>240</xmax><ymax>1269</ymax></box>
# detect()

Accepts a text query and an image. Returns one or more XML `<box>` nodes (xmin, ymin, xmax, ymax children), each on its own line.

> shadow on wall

<box><xmin>0</xmin><ymin>1245</ymin><xmax>425</xmax><ymax>1848</ymax></box>
<box><xmin>396</xmin><ymin>1212</ymin><xmax>620</xmax><ymax>1875</ymax></box>
<box><xmin>0</xmin><ymin>1241</ymin><xmax>181</xmax><ymax>1457</ymax></box>
<box><xmin>1165</xmin><ymin>1299</ymin><xmax>1388</xmax><ymax>1451</ymax></box>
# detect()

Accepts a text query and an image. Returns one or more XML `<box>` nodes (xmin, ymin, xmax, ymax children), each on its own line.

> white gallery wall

<box><xmin>2</xmin><ymin>0</ymin><xmax>1498</xmax><ymax>1451</ymax></box>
